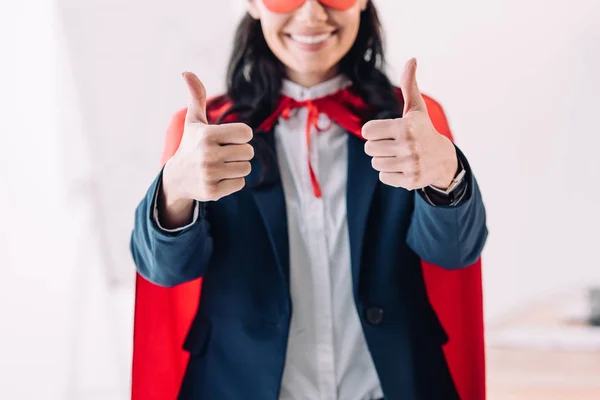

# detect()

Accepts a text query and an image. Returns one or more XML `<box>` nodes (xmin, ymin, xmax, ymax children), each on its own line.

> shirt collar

<box><xmin>281</xmin><ymin>75</ymin><xmax>352</xmax><ymax>102</ymax></box>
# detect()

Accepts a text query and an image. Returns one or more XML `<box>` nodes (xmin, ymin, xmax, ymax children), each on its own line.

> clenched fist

<box><xmin>159</xmin><ymin>72</ymin><xmax>254</xmax><ymax>227</ymax></box>
<box><xmin>362</xmin><ymin>58</ymin><xmax>458</xmax><ymax>191</ymax></box>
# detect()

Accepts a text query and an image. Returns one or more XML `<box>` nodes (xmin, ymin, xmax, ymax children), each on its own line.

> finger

<box><xmin>379</xmin><ymin>172</ymin><xmax>422</xmax><ymax>190</ymax></box>
<box><xmin>206</xmin><ymin>123</ymin><xmax>253</xmax><ymax>145</ymax></box>
<box><xmin>221</xmin><ymin>143</ymin><xmax>255</xmax><ymax>162</ymax></box>
<box><xmin>361</xmin><ymin>119</ymin><xmax>396</xmax><ymax>141</ymax></box>
<box><xmin>218</xmin><ymin>161</ymin><xmax>252</xmax><ymax>180</ymax></box>
<box><xmin>400</xmin><ymin>58</ymin><xmax>427</xmax><ymax>115</ymax></box>
<box><xmin>364</xmin><ymin>139</ymin><xmax>397</xmax><ymax>157</ymax></box>
<box><xmin>394</xmin><ymin>153</ymin><xmax>421</xmax><ymax>174</ymax></box>
<box><xmin>372</xmin><ymin>155</ymin><xmax>421</xmax><ymax>173</ymax></box>
<box><xmin>371</xmin><ymin>156</ymin><xmax>399</xmax><ymax>173</ymax></box>
<box><xmin>215</xmin><ymin>177</ymin><xmax>246</xmax><ymax>197</ymax></box>
<box><xmin>183</xmin><ymin>72</ymin><xmax>208</xmax><ymax>124</ymax></box>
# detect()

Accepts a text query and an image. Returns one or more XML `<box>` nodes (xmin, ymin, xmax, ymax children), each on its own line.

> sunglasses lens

<box><xmin>319</xmin><ymin>0</ymin><xmax>357</xmax><ymax>11</ymax></box>
<box><xmin>263</xmin><ymin>0</ymin><xmax>357</xmax><ymax>13</ymax></box>
<box><xmin>263</xmin><ymin>0</ymin><xmax>306</xmax><ymax>13</ymax></box>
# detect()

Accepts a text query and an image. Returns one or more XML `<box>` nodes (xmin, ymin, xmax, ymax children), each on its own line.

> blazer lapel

<box><xmin>248</xmin><ymin>131</ymin><xmax>290</xmax><ymax>291</ymax></box>
<box><xmin>247</xmin><ymin>130</ymin><xmax>377</xmax><ymax>298</ymax></box>
<box><xmin>346</xmin><ymin>133</ymin><xmax>379</xmax><ymax>299</ymax></box>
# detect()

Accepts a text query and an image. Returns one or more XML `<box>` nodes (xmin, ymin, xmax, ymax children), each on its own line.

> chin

<box><xmin>290</xmin><ymin>62</ymin><xmax>339</xmax><ymax>78</ymax></box>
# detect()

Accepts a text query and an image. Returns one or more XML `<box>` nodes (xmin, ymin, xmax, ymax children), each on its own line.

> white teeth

<box><xmin>289</xmin><ymin>32</ymin><xmax>332</xmax><ymax>45</ymax></box>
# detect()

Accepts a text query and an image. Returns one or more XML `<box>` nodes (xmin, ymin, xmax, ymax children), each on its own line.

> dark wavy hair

<box><xmin>215</xmin><ymin>1</ymin><xmax>403</xmax><ymax>127</ymax></box>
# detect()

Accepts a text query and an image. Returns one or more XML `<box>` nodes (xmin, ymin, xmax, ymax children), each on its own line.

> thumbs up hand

<box><xmin>162</xmin><ymin>72</ymin><xmax>254</xmax><ymax>206</ymax></box>
<box><xmin>362</xmin><ymin>59</ymin><xmax>458</xmax><ymax>191</ymax></box>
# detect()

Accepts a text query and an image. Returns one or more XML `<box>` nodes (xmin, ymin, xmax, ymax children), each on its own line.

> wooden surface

<box><xmin>486</xmin><ymin>295</ymin><xmax>600</xmax><ymax>399</ymax></box>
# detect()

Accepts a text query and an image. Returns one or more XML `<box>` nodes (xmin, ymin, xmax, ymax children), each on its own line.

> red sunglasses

<box><xmin>263</xmin><ymin>0</ymin><xmax>358</xmax><ymax>13</ymax></box>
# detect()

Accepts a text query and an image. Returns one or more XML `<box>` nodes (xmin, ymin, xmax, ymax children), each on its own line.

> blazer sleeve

<box><xmin>130</xmin><ymin>109</ymin><xmax>213</xmax><ymax>287</ymax></box>
<box><xmin>406</xmin><ymin>96</ymin><xmax>488</xmax><ymax>270</ymax></box>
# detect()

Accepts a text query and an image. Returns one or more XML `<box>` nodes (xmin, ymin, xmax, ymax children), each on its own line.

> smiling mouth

<box><xmin>285</xmin><ymin>31</ymin><xmax>337</xmax><ymax>45</ymax></box>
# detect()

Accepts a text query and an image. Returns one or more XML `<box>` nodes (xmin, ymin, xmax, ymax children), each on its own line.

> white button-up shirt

<box><xmin>275</xmin><ymin>76</ymin><xmax>382</xmax><ymax>400</ymax></box>
<box><xmin>156</xmin><ymin>75</ymin><xmax>383</xmax><ymax>400</ymax></box>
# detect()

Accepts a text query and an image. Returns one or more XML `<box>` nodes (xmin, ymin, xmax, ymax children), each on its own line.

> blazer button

<box><xmin>366</xmin><ymin>307</ymin><xmax>384</xmax><ymax>325</ymax></box>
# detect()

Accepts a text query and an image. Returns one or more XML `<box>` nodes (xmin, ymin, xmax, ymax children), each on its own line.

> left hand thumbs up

<box><xmin>362</xmin><ymin>58</ymin><xmax>458</xmax><ymax>191</ymax></box>
<box><xmin>400</xmin><ymin>58</ymin><xmax>427</xmax><ymax>115</ymax></box>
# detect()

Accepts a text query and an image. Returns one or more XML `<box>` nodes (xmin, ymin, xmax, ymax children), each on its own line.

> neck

<box><xmin>285</xmin><ymin>66</ymin><xmax>339</xmax><ymax>88</ymax></box>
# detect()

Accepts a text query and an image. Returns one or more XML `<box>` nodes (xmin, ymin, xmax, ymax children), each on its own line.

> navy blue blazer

<box><xmin>131</xmin><ymin>131</ymin><xmax>487</xmax><ymax>400</ymax></box>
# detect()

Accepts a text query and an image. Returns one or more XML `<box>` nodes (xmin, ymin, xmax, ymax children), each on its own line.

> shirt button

<box><xmin>366</xmin><ymin>307</ymin><xmax>384</xmax><ymax>325</ymax></box>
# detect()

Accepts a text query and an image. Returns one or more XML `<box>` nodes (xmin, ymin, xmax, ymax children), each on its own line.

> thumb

<box><xmin>400</xmin><ymin>58</ymin><xmax>427</xmax><ymax>115</ymax></box>
<box><xmin>182</xmin><ymin>71</ymin><xmax>208</xmax><ymax>124</ymax></box>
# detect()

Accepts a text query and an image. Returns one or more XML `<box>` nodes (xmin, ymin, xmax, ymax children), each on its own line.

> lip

<box><xmin>283</xmin><ymin>30</ymin><xmax>337</xmax><ymax>52</ymax></box>
<box><xmin>286</xmin><ymin>30</ymin><xmax>336</xmax><ymax>36</ymax></box>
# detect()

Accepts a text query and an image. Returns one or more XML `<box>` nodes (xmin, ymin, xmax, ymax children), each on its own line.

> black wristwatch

<box><xmin>420</xmin><ymin>158</ymin><xmax>467</xmax><ymax>207</ymax></box>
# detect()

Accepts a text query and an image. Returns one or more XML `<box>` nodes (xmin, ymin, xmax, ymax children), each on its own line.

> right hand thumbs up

<box><xmin>162</xmin><ymin>72</ymin><xmax>255</xmax><ymax>206</ymax></box>
<box><xmin>183</xmin><ymin>71</ymin><xmax>209</xmax><ymax>125</ymax></box>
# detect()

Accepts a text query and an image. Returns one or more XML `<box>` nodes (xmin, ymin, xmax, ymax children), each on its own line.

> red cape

<box><xmin>131</xmin><ymin>95</ymin><xmax>485</xmax><ymax>400</ymax></box>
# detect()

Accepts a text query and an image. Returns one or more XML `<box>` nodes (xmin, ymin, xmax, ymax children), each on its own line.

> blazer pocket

<box><xmin>183</xmin><ymin>314</ymin><xmax>212</xmax><ymax>357</ymax></box>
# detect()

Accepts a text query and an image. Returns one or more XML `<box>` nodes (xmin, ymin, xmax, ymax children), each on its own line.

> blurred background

<box><xmin>1</xmin><ymin>0</ymin><xmax>599</xmax><ymax>399</ymax></box>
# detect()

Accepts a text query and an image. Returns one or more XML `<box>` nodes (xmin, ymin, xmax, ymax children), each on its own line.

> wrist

<box><xmin>431</xmin><ymin>140</ymin><xmax>459</xmax><ymax>190</ymax></box>
<box><xmin>162</xmin><ymin>158</ymin><xmax>192</xmax><ymax>209</ymax></box>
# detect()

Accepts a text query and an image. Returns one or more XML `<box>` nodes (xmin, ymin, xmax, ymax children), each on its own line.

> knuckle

<box><xmin>405</xmin><ymin>122</ymin><xmax>416</xmax><ymax>137</ymax></box>
<box><xmin>199</xmin><ymin>131</ymin><xmax>214</xmax><ymax>147</ymax></box>
<box><xmin>410</xmin><ymin>175</ymin><xmax>420</xmax><ymax>189</ymax></box>
<box><xmin>200</xmin><ymin>163</ymin><xmax>217</xmax><ymax>181</ymax></box>
<box><xmin>407</xmin><ymin>141</ymin><xmax>418</xmax><ymax>156</ymax></box>
<box><xmin>410</xmin><ymin>151</ymin><xmax>420</xmax><ymax>162</ymax></box>
<box><xmin>202</xmin><ymin>148</ymin><xmax>219</xmax><ymax>163</ymax></box>
<box><xmin>409</xmin><ymin>156</ymin><xmax>421</xmax><ymax>173</ymax></box>
<box><xmin>200</xmin><ymin>159</ymin><xmax>212</xmax><ymax>172</ymax></box>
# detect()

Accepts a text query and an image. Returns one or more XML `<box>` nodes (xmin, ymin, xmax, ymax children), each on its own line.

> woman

<box><xmin>131</xmin><ymin>1</ymin><xmax>488</xmax><ymax>399</ymax></box>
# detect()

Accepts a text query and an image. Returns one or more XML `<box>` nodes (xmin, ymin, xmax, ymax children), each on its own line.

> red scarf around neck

<box><xmin>257</xmin><ymin>88</ymin><xmax>369</xmax><ymax>197</ymax></box>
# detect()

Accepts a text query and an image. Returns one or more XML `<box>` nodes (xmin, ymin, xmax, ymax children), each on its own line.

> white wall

<box><xmin>1</xmin><ymin>0</ymin><xmax>599</xmax><ymax>399</ymax></box>
<box><xmin>1</xmin><ymin>2</ymin><xmax>82</xmax><ymax>398</ymax></box>
<box><xmin>1</xmin><ymin>2</ymin><xmax>132</xmax><ymax>399</ymax></box>
<box><xmin>378</xmin><ymin>0</ymin><xmax>600</xmax><ymax>321</ymax></box>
